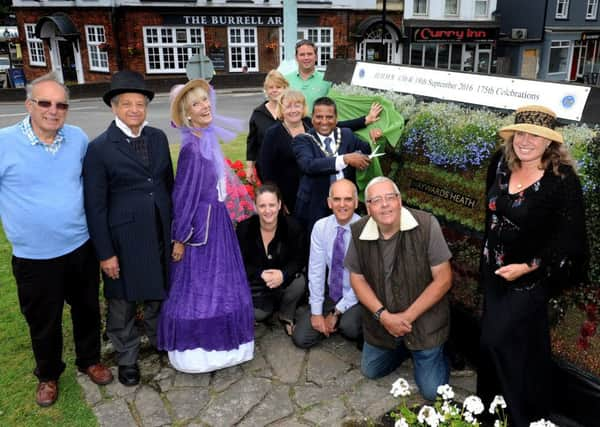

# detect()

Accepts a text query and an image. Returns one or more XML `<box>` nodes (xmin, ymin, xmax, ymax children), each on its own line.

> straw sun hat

<box><xmin>498</xmin><ymin>105</ymin><xmax>564</xmax><ymax>144</ymax></box>
<box><xmin>170</xmin><ymin>79</ymin><xmax>212</xmax><ymax>127</ymax></box>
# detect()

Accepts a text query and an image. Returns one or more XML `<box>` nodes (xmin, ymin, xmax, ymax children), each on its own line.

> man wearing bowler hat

<box><xmin>84</xmin><ymin>70</ymin><xmax>174</xmax><ymax>386</ymax></box>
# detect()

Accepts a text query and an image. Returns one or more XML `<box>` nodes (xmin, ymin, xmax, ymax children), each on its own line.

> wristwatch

<box><xmin>373</xmin><ymin>306</ymin><xmax>385</xmax><ymax>321</ymax></box>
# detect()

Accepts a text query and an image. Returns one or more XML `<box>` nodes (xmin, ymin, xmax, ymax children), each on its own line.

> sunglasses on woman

<box><xmin>31</xmin><ymin>99</ymin><xmax>70</xmax><ymax>111</ymax></box>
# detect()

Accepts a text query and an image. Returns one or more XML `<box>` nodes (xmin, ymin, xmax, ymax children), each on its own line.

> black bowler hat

<box><xmin>102</xmin><ymin>70</ymin><xmax>155</xmax><ymax>106</ymax></box>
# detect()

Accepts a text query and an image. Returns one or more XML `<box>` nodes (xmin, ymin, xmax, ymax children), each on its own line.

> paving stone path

<box><xmin>78</xmin><ymin>320</ymin><xmax>476</xmax><ymax>427</ymax></box>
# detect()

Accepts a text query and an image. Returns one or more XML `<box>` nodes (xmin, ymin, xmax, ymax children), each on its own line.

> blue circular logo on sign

<box><xmin>358</xmin><ymin>68</ymin><xmax>365</xmax><ymax>78</ymax></box>
<box><xmin>562</xmin><ymin>95</ymin><xmax>575</xmax><ymax>108</ymax></box>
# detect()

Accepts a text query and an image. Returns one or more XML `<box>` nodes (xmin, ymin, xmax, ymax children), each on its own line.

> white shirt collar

<box><xmin>359</xmin><ymin>207</ymin><xmax>419</xmax><ymax>240</ymax></box>
<box><xmin>114</xmin><ymin>116</ymin><xmax>148</xmax><ymax>138</ymax></box>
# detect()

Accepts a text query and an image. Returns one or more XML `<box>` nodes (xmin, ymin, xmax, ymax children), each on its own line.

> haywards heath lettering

<box><xmin>410</xmin><ymin>179</ymin><xmax>477</xmax><ymax>209</ymax></box>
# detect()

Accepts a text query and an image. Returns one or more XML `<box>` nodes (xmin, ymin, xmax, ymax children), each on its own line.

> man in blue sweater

<box><xmin>0</xmin><ymin>72</ymin><xmax>112</xmax><ymax>407</ymax></box>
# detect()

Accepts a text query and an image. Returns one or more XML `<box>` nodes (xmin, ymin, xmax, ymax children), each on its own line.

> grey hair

<box><xmin>110</xmin><ymin>94</ymin><xmax>151</xmax><ymax>107</ymax></box>
<box><xmin>328</xmin><ymin>179</ymin><xmax>358</xmax><ymax>199</ymax></box>
<box><xmin>364</xmin><ymin>176</ymin><xmax>400</xmax><ymax>200</ymax></box>
<box><xmin>26</xmin><ymin>72</ymin><xmax>70</xmax><ymax>101</ymax></box>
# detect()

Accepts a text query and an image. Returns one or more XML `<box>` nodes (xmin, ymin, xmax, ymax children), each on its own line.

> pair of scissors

<box><xmin>369</xmin><ymin>144</ymin><xmax>386</xmax><ymax>159</ymax></box>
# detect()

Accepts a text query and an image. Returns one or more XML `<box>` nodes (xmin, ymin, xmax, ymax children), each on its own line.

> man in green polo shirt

<box><xmin>286</xmin><ymin>39</ymin><xmax>332</xmax><ymax>113</ymax></box>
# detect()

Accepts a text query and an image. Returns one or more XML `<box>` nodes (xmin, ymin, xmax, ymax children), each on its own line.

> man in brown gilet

<box><xmin>345</xmin><ymin>176</ymin><xmax>452</xmax><ymax>401</ymax></box>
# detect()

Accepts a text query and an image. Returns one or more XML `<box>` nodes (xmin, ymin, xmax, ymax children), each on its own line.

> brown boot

<box><xmin>36</xmin><ymin>380</ymin><xmax>58</xmax><ymax>407</ymax></box>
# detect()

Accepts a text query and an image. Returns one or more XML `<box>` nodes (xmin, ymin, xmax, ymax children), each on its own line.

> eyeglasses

<box><xmin>31</xmin><ymin>99</ymin><xmax>69</xmax><ymax>111</ymax></box>
<box><xmin>366</xmin><ymin>192</ymin><xmax>400</xmax><ymax>206</ymax></box>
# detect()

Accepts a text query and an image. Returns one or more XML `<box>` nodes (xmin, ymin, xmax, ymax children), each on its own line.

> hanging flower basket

<box><xmin>98</xmin><ymin>42</ymin><xmax>111</xmax><ymax>52</ymax></box>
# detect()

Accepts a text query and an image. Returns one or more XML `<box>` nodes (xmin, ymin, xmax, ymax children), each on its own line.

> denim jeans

<box><xmin>361</xmin><ymin>339</ymin><xmax>449</xmax><ymax>401</ymax></box>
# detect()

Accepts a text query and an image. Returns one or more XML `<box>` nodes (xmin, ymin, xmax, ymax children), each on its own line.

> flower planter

<box><xmin>551</xmin><ymin>358</ymin><xmax>600</xmax><ymax>426</ymax></box>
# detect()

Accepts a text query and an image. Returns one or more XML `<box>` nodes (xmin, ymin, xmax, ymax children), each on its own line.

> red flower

<box><xmin>577</xmin><ymin>336</ymin><xmax>590</xmax><ymax>350</ymax></box>
<box><xmin>232</xmin><ymin>160</ymin><xmax>244</xmax><ymax>170</ymax></box>
<box><xmin>225</xmin><ymin>158</ymin><xmax>233</xmax><ymax>166</ymax></box>
<box><xmin>581</xmin><ymin>320</ymin><xmax>597</xmax><ymax>338</ymax></box>
<box><xmin>586</xmin><ymin>303</ymin><xmax>598</xmax><ymax>321</ymax></box>
<box><xmin>237</xmin><ymin>169</ymin><xmax>247</xmax><ymax>179</ymax></box>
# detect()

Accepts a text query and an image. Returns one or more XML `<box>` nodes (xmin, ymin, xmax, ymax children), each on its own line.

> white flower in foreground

<box><xmin>489</xmin><ymin>395</ymin><xmax>507</xmax><ymax>414</ymax></box>
<box><xmin>464</xmin><ymin>411</ymin><xmax>475</xmax><ymax>423</ymax></box>
<box><xmin>529</xmin><ymin>419</ymin><xmax>557</xmax><ymax>427</ymax></box>
<box><xmin>436</xmin><ymin>384</ymin><xmax>455</xmax><ymax>400</ymax></box>
<box><xmin>395</xmin><ymin>418</ymin><xmax>409</xmax><ymax>427</ymax></box>
<box><xmin>417</xmin><ymin>405</ymin><xmax>443</xmax><ymax>427</ymax></box>
<box><xmin>463</xmin><ymin>395</ymin><xmax>485</xmax><ymax>415</ymax></box>
<box><xmin>390</xmin><ymin>378</ymin><xmax>411</xmax><ymax>397</ymax></box>
<box><xmin>494</xmin><ymin>420</ymin><xmax>501</xmax><ymax>427</ymax></box>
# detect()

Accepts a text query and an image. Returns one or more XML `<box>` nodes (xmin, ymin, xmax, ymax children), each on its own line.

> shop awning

<box><xmin>35</xmin><ymin>13</ymin><xmax>80</xmax><ymax>39</ymax></box>
<box><xmin>351</xmin><ymin>17</ymin><xmax>403</xmax><ymax>40</ymax></box>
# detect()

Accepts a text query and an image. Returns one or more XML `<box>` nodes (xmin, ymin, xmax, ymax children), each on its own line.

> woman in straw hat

<box><xmin>156</xmin><ymin>79</ymin><xmax>254</xmax><ymax>373</ymax></box>
<box><xmin>477</xmin><ymin>105</ymin><xmax>588</xmax><ymax>426</ymax></box>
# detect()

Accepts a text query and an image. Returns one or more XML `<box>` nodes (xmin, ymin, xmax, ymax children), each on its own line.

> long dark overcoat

<box><xmin>83</xmin><ymin>122</ymin><xmax>174</xmax><ymax>301</ymax></box>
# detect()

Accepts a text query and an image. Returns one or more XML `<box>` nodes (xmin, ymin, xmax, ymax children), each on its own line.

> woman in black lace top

<box><xmin>477</xmin><ymin>105</ymin><xmax>587</xmax><ymax>426</ymax></box>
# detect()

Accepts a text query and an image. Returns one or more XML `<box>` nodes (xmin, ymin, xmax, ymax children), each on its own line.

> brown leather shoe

<box><xmin>36</xmin><ymin>380</ymin><xmax>58</xmax><ymax>407</ymax></box>
<box><xmin>79</xmin><ymin>363</ymin><xmax>113</xmax><ymax>385</ymax></box>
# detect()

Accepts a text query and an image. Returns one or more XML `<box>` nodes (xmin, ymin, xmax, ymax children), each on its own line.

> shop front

<box><xmin>404</xmin><ymin>21</ymin><xmax>499</xmax><ymax>74</ymax></box>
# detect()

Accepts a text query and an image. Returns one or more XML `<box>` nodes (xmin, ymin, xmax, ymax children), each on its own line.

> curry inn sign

<box><xmin>164</xmin><ymin>14</ymin><xmax>283</xmax><ymax>27</ymax></box>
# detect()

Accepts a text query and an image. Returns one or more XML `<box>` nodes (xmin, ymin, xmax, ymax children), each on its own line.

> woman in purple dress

<box><xmin>157</xmin><ymin>79</ymin><xmax>254</xmax><ymax>373</ymax></box>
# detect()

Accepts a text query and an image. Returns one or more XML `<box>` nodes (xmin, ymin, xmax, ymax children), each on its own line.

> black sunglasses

<box><xmin>31</xmin><ymin>99</ymin><xmax>70</xmax><ymax>111</ymax></box>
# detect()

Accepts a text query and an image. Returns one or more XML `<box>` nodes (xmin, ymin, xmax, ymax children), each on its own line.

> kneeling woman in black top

<box><xmin>236</xmin><ymin>184</ymin><xmax>306</xmax><ymax>335</ymax></box>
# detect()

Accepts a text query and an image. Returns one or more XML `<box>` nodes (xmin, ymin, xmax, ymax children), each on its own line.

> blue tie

<box><xmin>329</xmin><ymin>226</ymin><xmax>345</xmax><ymax>302</ymax></box>
<box><xmin>324</xmin><ymin>136</ymin><xmax>333</xmax><ymax>155</ymax></box>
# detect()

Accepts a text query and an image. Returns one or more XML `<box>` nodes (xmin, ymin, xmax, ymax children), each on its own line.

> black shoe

<box><xmin>118</xmin><ymin>364</ymin><xmax>140</xmax><ymax>386</ymax></box>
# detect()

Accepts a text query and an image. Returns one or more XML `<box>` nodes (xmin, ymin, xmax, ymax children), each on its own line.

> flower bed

<box><xmin>332</xmin><ymin>84</ymin><xmax>600</xmax><ymax>405</ymax></box>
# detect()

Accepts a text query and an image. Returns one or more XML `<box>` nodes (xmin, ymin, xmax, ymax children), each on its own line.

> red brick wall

<box><xmin>14</xmin><ymin>8</ymin><xmax>404</xmax><ymax>82</ymax></box>
<box><xmin>15</xmin><ymin>9</ymin><xmax>115</xmax><ymax>83</ymax></box>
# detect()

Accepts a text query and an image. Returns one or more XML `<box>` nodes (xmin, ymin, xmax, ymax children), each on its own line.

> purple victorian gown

<box><xmin>157</xmin><ymin>128</ymin><xmax>254</xmax><ymax>373</ymax></box>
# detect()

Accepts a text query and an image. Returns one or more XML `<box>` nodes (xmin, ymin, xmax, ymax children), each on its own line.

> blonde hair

<box><xmin>503</xmin><ymin>134</ymin><xmax>576</xmax><ymax>176</ymax></box>
<box><xmin>277</xmin><ymin>89</ymin><xmax>308</xmax><ymax>120</ymax></box>
<box><xmin>263</xmin><ymin>69</ymin><xmax>289</xmax><ymax>91</ymax></box>
<box><xmin>180</xmin><ymin>86</ymin><xmax>210</xmax><ymax>128</ymax></box>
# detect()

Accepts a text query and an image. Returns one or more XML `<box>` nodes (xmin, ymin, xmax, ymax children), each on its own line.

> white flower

<box><xmin>529</xmin><ymin>419</ymin><xmax>557</xmax><ymax>427</ymax></box>
<box><xmin>489</xmin><ymin>395</ymin><xmax>507</xmax><ymax>414</ymax></box>
<box><xmin>395</xmin><ymin>418</ymin><xmax>409</xmax><ymax>427</ymax></box>
<box><xmin>464</xmin><ymin>411</ymin><xmax>475</xmax><ymax>423</ymax></box>
<box><xmin>390</xmin><ymin>378</ymin><xmax>411</xmax><ymax>398</ymax></box>
<box><xmin>463</xmin><ymin>395</ymin><xmax>485</xmax><ymax>415</ymax></box>
<box><xmin>417</xmin><ymin>405</ymin><xmax>443</xmax><ymax>427</ymax></box>
<box><xmin>494</xmin><ymin>421</ymin><xmax>501</xmax><ymax>427</ymax></box>
<box><xmin>436</xmin><ymin>384</ymin><xmax>455</xmax><ymax>400</ymax></box>
<box><xmin>440</xmin><ymin>401</ymin><xmax>459</xmax><ymax>416</ymax></box>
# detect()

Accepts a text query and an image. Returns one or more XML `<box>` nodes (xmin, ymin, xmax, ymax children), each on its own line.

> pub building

<box><xmin>10</xmin><ymin>0</ymin><xmax>403</xmax><ymax>85</ymax></box>
<box><xmin>403</xmin><ymin>20</ymin><xmax>499</xmax><ymax>73</ymax></box>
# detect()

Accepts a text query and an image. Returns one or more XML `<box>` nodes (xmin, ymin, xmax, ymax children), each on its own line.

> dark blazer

<box><xmin>83</xmin><ymin>122</ymin><xmax>174</xmax><ymax>301</ymax></box>
<box><xmin>246</xmin><ymin>102</ymin><xmax>277</xmax><ymax>175</ymax></box>
<box><xmin>259</xmin><ymin>118</ymin><xmax>311</xmax><ymax>213</ymax></box>
<box><xmin>236</xmin><ymin>213</ymin><xmax>306</xmax><ymax>310</ymax></box>
<box><xmin>292</xmin><ymin>127</ymin><xmax>371</xmax><ymax>230</ymax></box>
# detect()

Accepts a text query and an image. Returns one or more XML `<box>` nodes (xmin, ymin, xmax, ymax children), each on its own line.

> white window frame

<box><xmin>444</xmin><ymin>0</ymin><xmax>459</xmax><ymax>16</ymax></box>
<box><xmin>228</xmin><ymin>27</ymin><xmax>259</xmax><ymax>72</ymax></box>
<box><xmin>548</xmin><ymin>40</ymin><xmax>571</xmax><ymax>74</ymax></box>
<box><xmin>85</xmin><ymin>25</ymin><xmax>109</xmax><ymax>72</ymax></box>
<box><xmin>587</xmin><ymin>0</ymin><xmax>598</xmax><ymax>20</ymax></box>
<box><xmin>279</xmin><ymin>27</ymin><xmax>333</xmax><ymax>71</ymax></box>
<box><xmin>555</xmin><ymin>0</ymin><xmax>570</xmax><ymax>19</ymax></box>
<box><xmin>475</xmin><ymin>0</ymin><xmax>488</xmax><ymax>17</ymax></box>
<box><xmin>25</xmin><ymin>23</ymin><xmax>46</xmax><ymax>67</ymax></box>
<box><xmin>414</xmin><ymin>0</ymin><xmax>429</xmax><ymax>16</ymax></box>
<box><xmin>144</xmin><ymin>26</ymin><xmax>205</xmax><ymax>74</ymax></box>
